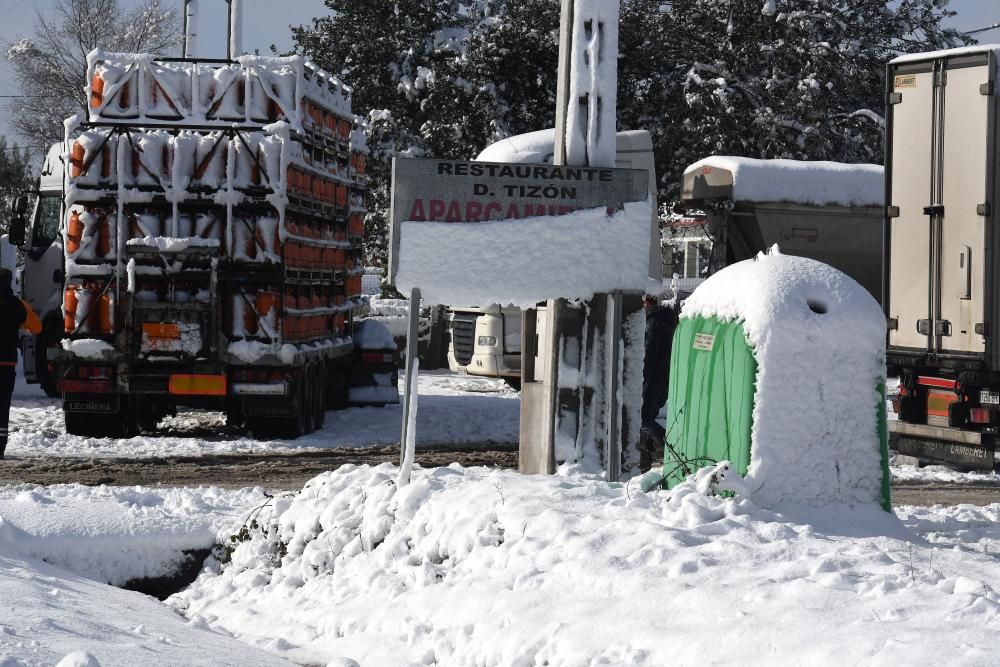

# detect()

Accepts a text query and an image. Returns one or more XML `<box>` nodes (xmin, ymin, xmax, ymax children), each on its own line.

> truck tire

<box><xmin>303</xmin><ymin>364</ymin><xmax>317</xmax><ymax>434</ymax></box>
<box><xmin>327</xmin><ymin>365</ymin><xmax>350</xmax><ymax>410</ymax></box>
<box><xmin>36</xmin><ymin>320</ymin><xmax>62</xmax><ymax>398</ymax></box>
<box><xmin>314</xmin><ymin>361</ymin><xmax>327</xmax><ymax>429</ymax></box>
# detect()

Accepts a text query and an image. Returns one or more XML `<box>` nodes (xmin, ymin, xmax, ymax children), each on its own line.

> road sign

<box><xmin>388</xmin><ymin>157</ymin><xmax>648</xmax><ymax>282</ymax></box>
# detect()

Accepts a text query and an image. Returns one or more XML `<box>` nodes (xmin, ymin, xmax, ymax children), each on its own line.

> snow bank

<box><xmin>682</xmin><ymin>249</ymin><xmax>887</xmax><ymax>509</ymax></box>
<box><xmin>172</xmin><ymin>464</ymin><xmax>1000</xmax><ymax>666</ymax></box>
<box><xmin>61</xmin><ymin>339</ymin><xmax>114</xmax><ymax>360</ymax></box>
<box><xmin>0</xmin><ymin>484</ymin><xmax>268</xmax><ymax>586</ymax></box>
<box><xmin>685</xmin><ymin>156</ymin><xmax>883</xmax><ymax>207</ymax></box>
<box><xmin>395</xmin><ymin>198</ymin><xmax>654</xmax><ymax>306</ymax></box>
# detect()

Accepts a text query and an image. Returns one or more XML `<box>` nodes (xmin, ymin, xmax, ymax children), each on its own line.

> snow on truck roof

<box><xmin>891</xmin><ymin>44</ymin><xmax>1000</xmax><ymax>65</ymax></box>
<box><xmin>682</xmin><ymin>156</ymin><xmax>883</xmax><ymax>207</ymax></box>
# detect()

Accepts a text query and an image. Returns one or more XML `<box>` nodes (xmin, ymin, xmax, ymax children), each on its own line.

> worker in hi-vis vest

<box><xmin>0</xmin><ymin>268</ymin><xmax>41</xmax><ymax>459</ymax></box>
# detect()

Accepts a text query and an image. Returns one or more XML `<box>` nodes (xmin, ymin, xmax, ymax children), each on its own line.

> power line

<box><xmin>967</xmin><ymin>23</ymin><xmax>1000</xmax><ymax>35</ymax></box>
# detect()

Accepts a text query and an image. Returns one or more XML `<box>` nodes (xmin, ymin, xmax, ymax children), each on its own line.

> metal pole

<box><xmin>400</xmin><ymin>287</ymin><xmax>421</xmax><ymax>466</ymax></box>
<box><xmin>606</xmin><ymin>289</ymin><xmax>622</xmax><ymax>481</ymax></box>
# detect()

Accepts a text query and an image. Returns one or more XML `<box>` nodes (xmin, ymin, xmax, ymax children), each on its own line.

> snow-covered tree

<box><xmin>294</xmin><ymin>0</ymin><xmax>968</xmax><ymax>266</ymax></box>
<box><xmin>7</xmin><ymin>0</ymin><xmax>179</xmax><ymax>147</ymax></box>
<box><xmin>0</xmin><ymin>138</ymin><xmax>34</xmax><ymax>236</ymax></box>
<box><xmin>649</xmin><ymin>0</ymin><xmax>969</xmax><ymax>197</ymax></box>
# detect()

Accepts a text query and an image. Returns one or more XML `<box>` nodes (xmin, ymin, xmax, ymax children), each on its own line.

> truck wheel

<box><xmin>303</xmin><ymin>364</ymin><xmax>317</xmax><ymax>434</ymax></box>
<box><xmin>327</xmin><ymin>366</ymin><xmax>350</xmax><ymax>410</ymax></box>
<box><xmin>314</xmin><ymin>361</ymin><xmax>327</xmax><ymax>429</ymax></box>
<box><xmin>36</xmin><ymin>320</ymin><xmax>62</xmax><ymax>398</ymax></box>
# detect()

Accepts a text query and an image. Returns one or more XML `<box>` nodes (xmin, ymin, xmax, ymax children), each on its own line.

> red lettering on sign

<box><xmin>409</xmin><ymin>200</ymin><xmax>426</xmax><ymax>221</ymax></box>
<box><xmin>466</xmin><ymin>201</ymin><xmax>483</xmax><ymax>221</ymax></box>
<box><xmin>429</xmin><ymin>199</ymin><xmax>446</xmax><ymax>220</ymax></box>
<box><xmin>484</xmin><ymin>202</ymin><xmax>501</xmax><ymax>219</ymax></box>
<box><xmin>506</xmin><ymin>203</ymin><xmax>520</xmax><ymax>219</ymax></box>
<box><xmin>445</xmin><ymin>200</ymin><xmax>463</xmax><ymax>222</ymax></box>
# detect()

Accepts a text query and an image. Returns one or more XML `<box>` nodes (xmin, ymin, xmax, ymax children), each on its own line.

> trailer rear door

<box><xmin>887</xmin><ymin>52</ymin><xmax>997</xmax><ymax>363</ymax></box>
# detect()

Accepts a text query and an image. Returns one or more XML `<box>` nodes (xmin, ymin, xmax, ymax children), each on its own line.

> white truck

<box><xmin>446</xmin><ymin>129</ymin><xmax>659</xmax><ymax>384</ymax></box>
<box><xmin>884</xmin><ymin>45</ymin><xmax>1000</xmax><ymax>471</ymax></box>
<box><xmin>7</xmin><ymin>145</ymin><xmax>66</xmax><ymax>396</ymax></box>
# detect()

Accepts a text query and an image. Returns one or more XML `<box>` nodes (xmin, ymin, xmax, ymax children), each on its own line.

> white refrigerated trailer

<box><xmin>885</xmin><ymin>45</ymin><xmax>1000</xmax><ymax>470</ymax></box>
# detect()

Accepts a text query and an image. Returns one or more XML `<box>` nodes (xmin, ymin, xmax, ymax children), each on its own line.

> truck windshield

<box><xmin>32</xmin><ymin>195</ymin><xmax>61</xmax><ymax>248</ymax></box>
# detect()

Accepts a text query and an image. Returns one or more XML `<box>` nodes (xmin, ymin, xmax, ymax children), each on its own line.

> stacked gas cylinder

<box><xmin>63</xmin><ymin>50</ymin><xmax>369</xmax><ymax>347</ymax></box>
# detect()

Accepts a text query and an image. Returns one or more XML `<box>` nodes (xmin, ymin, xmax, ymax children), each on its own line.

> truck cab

<box><xmin>8</xmin><ymin>143</ymin><xmax>65</xmax><ymax>396</ymax></box>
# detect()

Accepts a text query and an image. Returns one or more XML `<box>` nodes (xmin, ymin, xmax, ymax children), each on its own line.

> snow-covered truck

<box><xmin>680</xmin><ymin>156</ymin><xmax>885</xmax><ymax>304</ymax></box>
<box><xmin>9</xmin><ymin>50</ymin><xmax>391</xmax><ymax>438</ymax></box>
<box><xmin>884</xmin><ymin>46</ymin><xmax>1000</xmax><ymax>471</ymax></box>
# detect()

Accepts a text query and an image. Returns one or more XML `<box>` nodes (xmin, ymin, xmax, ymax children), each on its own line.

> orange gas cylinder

<box><xmin>96</xmin><ymin>215</ymin><xmax>112</xmax><ymax>257</ymax></box>
<box><xmin>333</xmin><ymin>313</ymin><xmax>345</xmax><ymax>336</ymax></box>
<box><xmin>338</xmin><ymin>119</ymin><xmax>351</xmax><ymax>142</ymax></box>
<box><xmin>63</xmin><ymin>287</ymin><xmax>78</xmax><ymax>333</ymax></box>
<box><xmin>312</xmin><ymin>176</ymin><xmax>323</xmax><ymax>201</ymax></box>
<box><xmin>336</xmin><ymin>185</ymin><xmax>348</xmax><ymax>208</ymax></box>
<box><xmin>118</xmin><ymin>81</ymin><xmax>131</xmax><ymax>111</ymax></box>
<box><xmin>243</xmin><ymin>222</ymin><xmax>257</xmax><ymax>260</ymax></box>
<box><xmin>89</xmin><ymin>73</ymin><xmax>105</xmax><ymax>108</ymax></box>
<box><xmin>98</xmin><ymin>291</ymin><xmax>115</xmax><ymax>334</ymax></box>
<box><xmin>349</xmin><ymin>214</ymin><xmax>364</xmax><ymax>237</ymax></box>
<box><xmin>333</xmin><ymin>249</ymin><xmax>345</xmax><ymax>269</ymax></box>
<box><xmin>357</xmin><ymin>154</ymin><xmax>366</xmax><ymax>175</ymax></box>
<box><xmin>256</xmin><ymin>290</ymin><xmax>278</xmax><ymax>321</ymax></box>
<box><xmin>285</xmin><ymin>221</ymin><xmax>300</xmax><ymax>266</ymax></box>
<box><xmin>70</xmin><ymin>142</ymin><xmax>86</xmax><ymax>178</ymax></box>
<box><xmin>324</xmin><ymin>112</ymin><xmax>336</xmax><ymax>136</ymax></box>
<box><xmin>66</xmin><ymin>210</ymin><xmax>84</xmax><ymax>255</ymax></box>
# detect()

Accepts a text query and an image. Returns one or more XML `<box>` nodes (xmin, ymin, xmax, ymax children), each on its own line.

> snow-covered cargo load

<box><xmin>884</xmin><ymin>45</ymin><xmax>1000</xmax><ymax>471</ymax></box>
<box><xmin>681</xmin><ymin>156</ymin><xmax>884</xmax><ymax>303</ymax></box>
<box><xmin>50</xmin><ymin>50</ymin><xmax>375</xmax><ymax>439</ymax></box>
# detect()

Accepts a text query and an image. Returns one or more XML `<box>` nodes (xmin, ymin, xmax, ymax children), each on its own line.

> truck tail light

<box><xmin>970</xmin><ymin>408</ymin><xmax>992</xmax><ymax>424</ymax></box>
<box><xmin>361</xmin><ymin>352</ymin><xmax>394</xmax><ymax>364</ymax></box>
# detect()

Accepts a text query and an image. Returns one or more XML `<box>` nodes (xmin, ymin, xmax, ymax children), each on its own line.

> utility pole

<box><xmin>520</xmin><ymin>1</ymin><xmax>641</xmax><ymax>481</ymax></box>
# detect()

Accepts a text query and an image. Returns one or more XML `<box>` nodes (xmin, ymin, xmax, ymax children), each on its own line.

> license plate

<box><xmin>980</xmin><ymin>390</ymin><xmax>1000</xmax><ymax>405</ymax></box>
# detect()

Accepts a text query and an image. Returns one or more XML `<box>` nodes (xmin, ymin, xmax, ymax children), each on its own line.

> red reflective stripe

<box><xmin>0</xmin><ymin>362</ymin><xmax>15</xmax><ymax>367</ymax></box>
<box><xmin>917</xmin><ymin>376</ymin><xmax>957</xmax><ymax>390</ymax></box>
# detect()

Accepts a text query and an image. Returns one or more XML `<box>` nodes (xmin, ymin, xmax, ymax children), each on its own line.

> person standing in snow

<box><xmin>0</xmin><ymin>268</ymin><xmax>41</xmax><ymax>459</ymax></box>
<box><xmin>640</xmin><ymin>293</ymin><xmax>678</xmax><ymax>465</ymax></box>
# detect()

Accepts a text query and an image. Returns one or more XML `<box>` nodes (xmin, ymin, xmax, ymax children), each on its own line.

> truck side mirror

<box><xmin>8</xmin><ymin>196</ymin><xmax>28</xmax><ymax>247</ymax></box>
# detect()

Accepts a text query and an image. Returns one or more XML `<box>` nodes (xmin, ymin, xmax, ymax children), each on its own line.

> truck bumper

<box><xmin>889</xmin><ymin>421</ymin><xmax>998</xmax><ymax>470</ymax></box>
<box><xmin>465</xmin><ymin>353</ymin><xmax>520</xmax><ymax>379</ymax></box>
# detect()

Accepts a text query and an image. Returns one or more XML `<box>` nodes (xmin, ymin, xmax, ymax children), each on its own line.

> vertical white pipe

<box><xmin>229</xmin><ymin>0</ymin><xmax>244</xmax><ymax>58</ymax></box>
<box><xmin>184</xmin><ymin>0</ymin><xmax>199</xmax><ymax>58</ymax></box>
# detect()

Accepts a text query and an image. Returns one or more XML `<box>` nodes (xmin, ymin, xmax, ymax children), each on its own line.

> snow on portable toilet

<box><xmin>663</xmin><ymin>247</ymin><xmax>890</xmax><ymax>510</ymax></box>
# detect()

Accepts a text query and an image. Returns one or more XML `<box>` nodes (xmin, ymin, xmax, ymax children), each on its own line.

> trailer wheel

<box><xmin>303</xmin><ymin>364</ymin><xmax>317</xmax><ymax>435</ymax></box>
<box><xmin>314</xmin><ymin>361</ymin><xmax>327</xmax><ymax>429</ymax></box>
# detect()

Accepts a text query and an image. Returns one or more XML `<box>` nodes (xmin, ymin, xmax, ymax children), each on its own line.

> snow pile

<box><xmin>173</xmin><ymin>464</ymin><xmax>1000</xmax><ymax>666</ymax></box>
<box><xmin>61</xmin><ymin>339</ymin><xmax>114</xmax><ymax>360</ymax></box>
<box><xmin>0</xmin><ymin>484</ymin><xmax>268</xmax><ymax>586</ymax></box>
<box><xmin>682</xmin><ymin>249</ymin><xmax>887</xmax><ymax>509</ymax></box>
<box><xmin>0</xmin><ymin>486</ymin><xmax>291</xmax><ymax>667</ymax></box>
<box><xmin>395</xmin><ymin>198</ymin><xmax>654</xmax><ymax>306</ymax></box>
<box><xmin>685</xmin><ymin>156</ymin><xmax>883</xmax><ymax>207</ymax></box>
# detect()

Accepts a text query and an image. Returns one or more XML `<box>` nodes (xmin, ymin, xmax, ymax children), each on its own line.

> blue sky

<box><xmin>0</xmin><ymin>0</ymin><xmax>996</xmax><ymax>148</ymax></box>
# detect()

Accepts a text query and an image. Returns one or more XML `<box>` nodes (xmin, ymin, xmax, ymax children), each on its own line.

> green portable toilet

<box><xmin>662</xmin><ymin>249</ymin><xmax>891</xmax><ymax>511</ymax></box>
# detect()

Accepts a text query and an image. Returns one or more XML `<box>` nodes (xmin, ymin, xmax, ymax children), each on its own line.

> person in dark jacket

<box><xmin>640</xmin><ymin>293</ymin><xmax>678</xmax><ymax>459</ymax></box>
<box><xmin>0</xmin><ymin>268</ymin><xmax>41</xmax><ymax>459</ymax></box>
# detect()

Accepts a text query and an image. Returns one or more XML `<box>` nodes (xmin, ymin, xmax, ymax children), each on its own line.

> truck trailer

<box><xmin>8</xmin><ymin>49</ymin><xmax>392</xmax><ymax>439</ymax></box>
<box><xmin>885</xmin><ymin>45</ymin><xmax>1000</xmax><ymax>471</ymax></box>
<box><xmin>680</xmin><ymin>156</ymin><xmax>885</xmax><ymax>304</ymax></box>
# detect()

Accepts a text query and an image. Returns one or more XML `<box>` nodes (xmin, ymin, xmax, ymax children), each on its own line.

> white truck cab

<box><xmin>8</xmin><ymin>143</ymin><xmax>66</xmax><ymax>395</ymax></box>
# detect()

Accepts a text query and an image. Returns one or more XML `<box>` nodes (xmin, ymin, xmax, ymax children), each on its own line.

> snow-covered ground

<box><xmin>2</xmin><ymin>468</ymin><xmax>1000</xmax><ymax>666</ymax></box>
<box><xmin>3</xmin><ymin>358</ymin><xmax>999</xmax><ymax>664</ymax></box>
<box><xmin>6</xmin><ymin>366</ymin><xmax>519</xmax><ymax>459</ymax></box>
